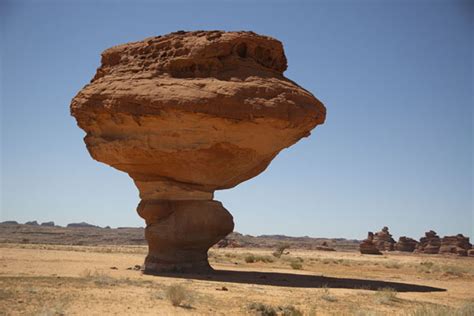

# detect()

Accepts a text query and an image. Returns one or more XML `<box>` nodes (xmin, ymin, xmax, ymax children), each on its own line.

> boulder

<box><xmin>373</xmin><ymin>226</ymin><xmax>396</xmax><ymax>251</ymax></box>
<box><xmin>360</xmin><ymin>232</ymin><xmax>382</xmax><ymax>255</ymax></box>
<box><xmin>315</xmin><ymin>241</ymin><xmax>336</xmax><ymax>251</ymax></box>
<box><xmin>395</xmin><ymin>236</ymin><xmax>418</xmax><ymax>252</ymax></box>
<box><xmin>71</xmin><ymin>31</ymin><xmax>326</xmax><ymax>273</ymax></box>
<box><xmin>415</xmin><ymin>230</ymin><xmax>441</xmax><ymax>254</ymax></box>
<box><xmin>468</xmin><ymin>249</ymin><xmax>474</xmax><ymax>257</ymax></box>
<box><xmin>439</xmin><ymin>234</ymin><xmax>472</xmax><ymax>257</ymax></box>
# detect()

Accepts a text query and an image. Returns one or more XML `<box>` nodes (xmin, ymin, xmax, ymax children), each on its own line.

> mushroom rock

<box><xmin>415</xmin><ymin>230</ymin><xmax>441</xmax><ymax>254</ymax></box>
<box><xmin>70</xmin><ymin>31</ymin><xmax>326</xmax><ymax>273</ymax></box>
<box><xmin>360</xmin><ymin>232</ymin><xmax>382</xmax><ymax>255</ymax></box>
<box><xmin>439</xmin><ymin>234</ymin><xmax>472</xmax><ymax>257</ymax></box>
<box><xmin>395</xmin><ymin>236</ymin><xmax>418</xmax><ymax>252</ymax></box>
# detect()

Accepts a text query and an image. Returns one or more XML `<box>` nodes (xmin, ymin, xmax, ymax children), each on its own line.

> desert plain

<box><xmin>1</xmin><ymin>225</ymin><xmax>473</xmax><ymax>316</ymax></box>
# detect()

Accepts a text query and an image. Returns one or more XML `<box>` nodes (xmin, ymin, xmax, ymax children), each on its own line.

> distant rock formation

<box><xmin>315</xmin><ymin>241</ymin><xmax>336</xmax><ymax>251</ymax></box>
<box><xmin>468</xmin><ymin>249</ymin><xmax>474</xmax><ymax>257</ymax></box>
<box><xmin>25</xmin><ymin>221</ymin><xmax>39</xmax><ymax>226</ymax></box>
<box><xmin>360</xmin><ymin>232</ymin><xmax>382</xmax><ymax>255</ymax></box>
<box><xmin>40</xmin><ymin>221</ymin><xmax>55</xmax><ymax>227</ymax></box>
<box><xmin>415</xmin><ymin>230</ymin><xmax>441</xmax><ymax>254</ymax></box>
<box><xmin>373</xmin><ymin>226</ymin><xmax>396</xmax><ymax>251</ymax></box>
<box><xmin>439</xmin><ymin>234</ymin><xmax>472</xmax><ymax>257</ymax></box>
<box><xmin>216</xmin><ymin>237</ymin><xmax>241</xmax><ymax>248</ymax></box>
<box><xmin>67</xmin><ymin>222</ymin><xmax>99</xmax><ymax>228</ymax></box>
<box><xmin>395</xmin><ymin>236</ymin><xmax>418</xmax><ymax>252</ymax></box>
<box><xmin>70</xmin><ymin>31</ymin><xmax>326</xmax><ymax>273</ymax></box>
<box><xmin>0</xmin><ymin>221</ymin><xmax>18</xmax><ymax>225</ymax></box>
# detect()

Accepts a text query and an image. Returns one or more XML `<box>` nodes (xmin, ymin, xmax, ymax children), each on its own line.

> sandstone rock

<box><xmin>360</xmin><ymin>232</ymin><xmax>382</xmax><ymax>255</ymax></box>
<box><xmin>40</xmin><ymin>221</ymin><xmax>55</xmax><ymax>227</ymax></box>
<box><xmin>71</xmin><ymin>31</ymin><xmax>325</xmax><ymax>273</ymax></box>
<box><xmin>415</xmin><ymin>230</ymin><xmax>441</xmax><ymax>254</ymax></box>
<box><xmin>216</xmin><ymin>237</ymin><xmax>242</xmax><ymax>248</ymax></box>
<box><xmin>468</xmin><ymin>249</ymin><xmax>474</xmax><ymax>257</ymax></box>
<box><xmin>395</xmin><ymin>236</ymin><xmax>418</xmax><ymax>252</ymax></box>
<box><xmin>439</xmin><ymin>234</ymin><xmax>472</xmax><ymax>257</ymax></box>
<box><xmin>373</xmin><ymin>226</ymin><xmax>396</xmax><ymax>251</ymax></box>
<box><xmin>25</xmin><ymin>221</ymin><xmax>39</xmax><ymax>226</ymax></box>
<box><xmin>0</xmin><ymin>221</ymin><xmax>19</xmax><ymax>225</ymax></box>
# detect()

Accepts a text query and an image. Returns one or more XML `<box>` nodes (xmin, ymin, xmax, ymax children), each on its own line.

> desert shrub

<box><xmin>279</xmin><ymin>305</ymin><xmax>303</xmax><ymax>316</ymax></box>
<box><xmin>245</xmin><ymin>254</ymin><xmax>256</xmax><ymax>263</ymax></box>
<box><xmin>244</xmin><ymin>254</ymin><xmax>274</xmax><ymax>263</ymax></box>
<box><xmin>248</xmin><ymin>302</ymin><xmax>277</xmax><ymax>316</ymax></box>
<box><xmin>80</xmin><ymin>269</ymin><xmax>118</xmax><ymax>286</ymax></box>
<box><xmin>290</xmin><ymin>260</ymin><xmax>303</xmax><ymax>270</ymax></box>
<box><xmin>410</xmin><ymin>301</ymin><xmax>474</xmax><ymax>316</ymax></box>
<box><xmin>272</xmin><ymin>243</ymin><xmax>290</xmax><ymax>258</ymax></box>
<box><xmin>165</xmin><ymin>284</ymin><xmax>192</xmax><ymax>307</ymax></box>
<box><xmin>320</xmin><ymin>286</ymin><xmax>337</xmax><ymax>302</ymax></box>
<box><xmin>441</xmin><ymin>265</ymin><xmax>468</xmax><ymax>277</ymax></box>
<box><xmin>383</xmin><ymin>261</ymin><xmax>401</xmax><ymax>269</ymax></box>
<box><xmin>374</xmin><ymin>288</ymin><xmax>397</xmax><ymax>305</ymax></box>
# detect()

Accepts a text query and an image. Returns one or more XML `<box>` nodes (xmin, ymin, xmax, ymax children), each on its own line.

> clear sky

<box><xmin>1</xmin><ymin>0</ymin><xmax>472</xmax><ymax>240</ymax></box>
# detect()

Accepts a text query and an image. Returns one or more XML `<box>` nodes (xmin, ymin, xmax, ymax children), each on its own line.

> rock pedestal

<box><xmin>71</xmin><ymin>31</ymin><xmax>326</xmax><ymax>273</ymax></box>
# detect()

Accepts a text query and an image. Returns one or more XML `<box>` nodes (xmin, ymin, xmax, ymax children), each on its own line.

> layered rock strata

<box><xmin>373</xmin><ymin>226</ymin><xmax>396</xmax><ymax>251</ymax></box>
<box><xmin>360</xmin><ymin>232</ymin><xmax>382</xmax><ymax>255</ymax></box>
<box><xmin>439</xmin><ymin>234</ymin><xmax>472</xmax><ymax>257</ymax></box>
<box><xmin>415</xmin><ymin>230</ymin><xmax>441</xmax><ymax>254</ymax></box>
<box><xmin>395</xmin><ymin>236</ymin><xmax>418</xmax><ymax>252</ymax></box>
<box><xmin>71</xmin><ymin>31</ymin><xmax>326</xmax><ymax>272</ymax></box>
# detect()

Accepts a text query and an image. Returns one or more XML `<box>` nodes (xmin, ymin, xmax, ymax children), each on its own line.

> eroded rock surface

<box><xmin>360</xmin><ymin>232</ymin><xmax>382</xmax><ymax>255</ymax></box>
<box><xmin>439</xmin><ymin>234</ymin><xmax>472</xmax><ymax>257</ymax></box>
<box><xmin>373</xmin><ymin>226</ymin><xmax>396</xmax><ymax>251</ymax></box>
<box><xmin>415</xmin><ymin>230</ymin><xmax>441</xmax><ymax>254</ymax></box>
<box><xmin>395</xmin><ymin>236</ymin><xmax>418</xmax><ymax>252</ymax></box>
<box><xmin>71</xmin><ymin>31</ymin><xmax>326</xmax><ymax>272</ymax></box>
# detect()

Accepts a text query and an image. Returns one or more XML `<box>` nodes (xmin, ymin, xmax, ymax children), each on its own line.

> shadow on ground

<box><xmin>146</xmin><ymin>269</ymin><xmax>446</xmax><ymax>292</ymax></box>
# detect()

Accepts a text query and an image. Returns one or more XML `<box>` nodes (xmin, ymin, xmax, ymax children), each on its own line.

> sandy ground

<box><xmin>1</xmin><ymin>244</ymin><xmax>473</xmax><ymax>315</ymax></box>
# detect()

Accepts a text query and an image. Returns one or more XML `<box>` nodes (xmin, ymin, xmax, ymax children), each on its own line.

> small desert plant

<box><xmin>320</xmin><ymin>285</ymin><xmax>337</xmax><ymax>302</ymax></box>
<box><xmin>245</xmin><ymin>254</ymin><xmax>256</xmax><ymax>263</ymax></box>
<box><xmin>244</xmin><ymin>254</ymin><xmax>274</xmax><ymax>263</ymax></box>
<box><xmin>248</xmin><ymin>302</ymin><xmax>277</xmax><ymax>316</ymax></box>
<box><xmin>374</xmin><ymin>288</ymin><xmax>398</xmax><ymax>305</ymax></box>
<box><xmin>383</xmin><ymin>261</ymin><xmax>401</xmax><ymax>269</ymax></box>
<box><xmin>272</xmin><ymin>243</ymin><xmax>290</xmax><ymax>258</ymax></box>
<box><xmin>279</xmin><ymin>305</ymin><xmax>303</xmax><ymax>316</ymax></box>
<box><xmin>290</xmin><ymin>260</ymin><xmax>303</xmax><ymax>270</ymax></box>
<box><xmin>165</xmin><ymin>284</ymin><xmax>192</xmax><ymax>307</ymax></box>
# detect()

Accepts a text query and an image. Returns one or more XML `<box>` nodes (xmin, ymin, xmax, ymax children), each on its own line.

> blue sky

<box><xmin>1</xmin><ymin>0</ymin><xmax>472</xmax><ymax>239</ymax></box>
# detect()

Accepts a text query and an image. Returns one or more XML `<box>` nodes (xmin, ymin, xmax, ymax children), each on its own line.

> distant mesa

<box><xmin>67</xmin><ymin>222</ymin><xmax>99</xmax><ymax>228</ymax></box>
<box><xmin>40</xmin><ymin>221</ymin><xmax>55</xmax><ymax>227</ymax></box>
<box><xmin>0</xmin><ymin>221</ymin><xmax>19</xmax><ymax>225</ymax></box>
<box><xmin>25</xmin><ymin>221</ymin><xmax>39</xmax><ymax>226</ymax></box>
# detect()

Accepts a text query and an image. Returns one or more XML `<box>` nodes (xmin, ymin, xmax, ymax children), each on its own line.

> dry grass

<box><xmin>165</xmin><ymin>284</ymin><xmax>193</xmax><ymax>307</ymax></box>
<box><xmin>374</xmin><ymin>288</ymin><xmax>398</xmax><ymax>305</ymax></box>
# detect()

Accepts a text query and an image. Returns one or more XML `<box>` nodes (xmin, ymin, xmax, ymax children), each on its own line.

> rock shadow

<box><xmin>146</xmin><ymin>269</ymin><xmax>446</xmax><ymax>293</ymax></box>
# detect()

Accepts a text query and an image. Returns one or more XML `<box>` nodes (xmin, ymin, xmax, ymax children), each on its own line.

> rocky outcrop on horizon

<box><xmin>360</xmin><ymin>232</ymin><xmax>382</xmax><ymax>255</ymax></box>
<box><xmin>70</xmin><ymin>30</ymin><xmax>326</xmax><ymax>273</ymax></box>
<box><xmin>415</xmin><ymin>230</ymin><xmax>441</xmax><ymax>254</ymax></box>
<box><xmin>439</xmin><ymin>234</ymin><xmax>472</xmax><ymax>256</ymax></box>
<box><xmin>67</xmin><ymin>222</ymin><xmax>99</xmax><ymax>228</ymax></box>
<box><xmin>40</xmin><ymin>221</ymin><xmax>55</xmax><ymax>227</ymax></box>
<box><xmin>25</xmin><ymin>221</ymin><xmax>39</xmax><ymax>226</ymax></box>
<box><xmin>373</xmin><ymin>226</ymin><xmax>396</xmax><ymax>251</ymax></box>
<box><xmin>395</xmin><ymin>236</ymin><xmax>418</xmax><ymax>252</ymax></box>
